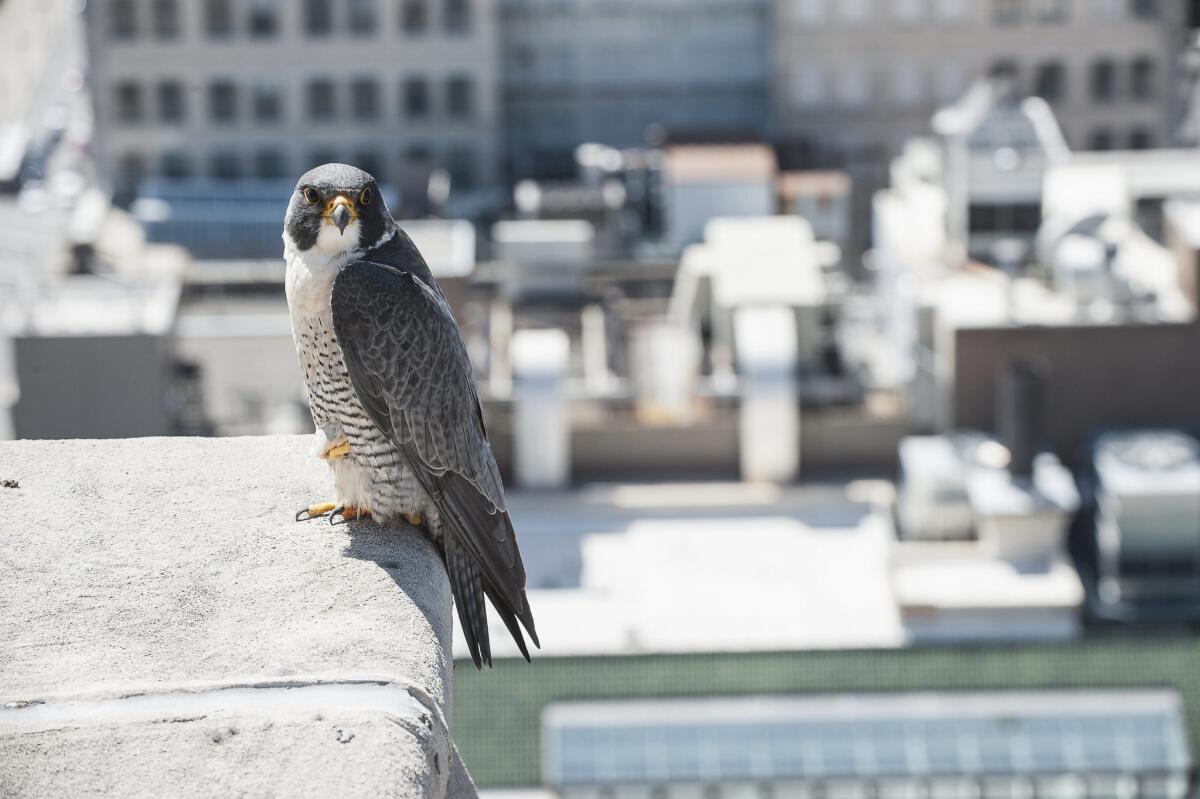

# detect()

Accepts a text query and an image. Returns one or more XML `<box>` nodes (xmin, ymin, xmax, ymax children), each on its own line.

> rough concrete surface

<box><xmin>0</xmin><ymin>436</ymin><xmax>477</xmax><ymax>798</ymax></box>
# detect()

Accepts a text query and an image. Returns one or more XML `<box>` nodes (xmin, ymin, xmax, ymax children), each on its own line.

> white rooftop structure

<box><xmin>401</xmin><ymin>219</ymin><xmax>477</xmax><ymax>278</ymax></box>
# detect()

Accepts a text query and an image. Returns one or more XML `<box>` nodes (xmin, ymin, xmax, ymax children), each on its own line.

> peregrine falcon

<box><xmin>283</xmin><ymin>163</ymin><xmax>538</xmax><ymax>669</ymax></box>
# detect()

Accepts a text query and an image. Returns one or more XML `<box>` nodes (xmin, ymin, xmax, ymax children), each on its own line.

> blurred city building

<box><xmin>83</xmin><ymin>0</ymin><xmax>503</xmax><ymax>214</ymax></box>
<box><xmin>773</xmin><ymin>0</ymin><xmax>1187</xmax><ymax>253</ymax></box>
<box><xmin>499</xmin><ymin>0</ymin><xmax>770</xmax><ymax>180</ymax></box>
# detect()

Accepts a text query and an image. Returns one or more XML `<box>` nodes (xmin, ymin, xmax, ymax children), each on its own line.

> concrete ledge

<box><xmin>0</xmin><ymin>436</ymin><xmax>476</xmax><ymax>798</ymax></box>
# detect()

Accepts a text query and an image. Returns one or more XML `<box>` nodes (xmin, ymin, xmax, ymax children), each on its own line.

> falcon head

<box><xmin>284</xmin><ymin>163</ymin><xmax>394</xmax><ymax>256</ymax></box>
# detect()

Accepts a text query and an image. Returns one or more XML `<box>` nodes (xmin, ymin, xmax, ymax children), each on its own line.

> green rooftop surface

<box><xmin>453</xmin><ymin>636</ymin><xmax>1200</xmax><ymax>787</ymax></box>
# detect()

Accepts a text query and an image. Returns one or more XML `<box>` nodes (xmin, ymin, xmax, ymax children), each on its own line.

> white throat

<box><xmin>282</xmin><ymin>223</ymin><xmax>397</xmax><ymax>319</ymax></box>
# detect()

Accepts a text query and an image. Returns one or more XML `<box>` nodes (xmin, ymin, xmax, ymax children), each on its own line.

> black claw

<box><xmin>295</xmin><ymin>507</ymin><xmax>312</xmax><ymax>522</ymax></box>
<box><xmin>329</xmin><ymin>506</ymin><xmax>347</xmax><ymax>526</ymax></box>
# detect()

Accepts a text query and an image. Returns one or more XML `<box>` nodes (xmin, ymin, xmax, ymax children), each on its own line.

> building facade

<box><xmin>500</xmin><ymin>0</ymin><xmax>771</xmax><ymax>180</ymax></box>
<box><xmin>85</xmin><ymin>0</ymin><xmax>501</xmax><ymax>210</ymax></box>
<box><xmin>773</xmin><ymin>0</ymin><xmax>1188</xmax><ymax>248</ymax></box>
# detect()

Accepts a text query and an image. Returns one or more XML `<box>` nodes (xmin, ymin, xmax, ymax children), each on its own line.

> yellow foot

<box><xmin>330</xmin><ymin>505</ymin><xmax>371</xmax><ymax>525</ymax></box>
<box><xmin>402</xmin><ymin>512</ymin><xmax>423</xmax><ymax>527</ymax></box>
<box><xmin>322</xmin><ymin>441</ymin><xmax>352</xmax><ymax>460</ymax></box>
<box><xmin>295</xmin><ymin>501</ymin><xmax>339</xmax><ymax>522</ymax></box>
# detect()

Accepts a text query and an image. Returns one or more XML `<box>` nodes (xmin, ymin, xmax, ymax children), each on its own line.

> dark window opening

<box><xmin>158</xmin><ymin>81</ymin><xmax>186</xmax><ymax>124</ymax></box>
<box><xmin>349</xmin><ymin>0</ymin><xmax>378</xmax><ymax>34</ymax></box>
<box><xmin>209</xmin><ymin>151</ymin><xmax>241</xmax><ymax>180</ymax></box>
<box><xmin>1131</xmin><ymin>57</ymin><xmax>1155</xmax><ymax>101</ymax></box>
<box><xmin>255</xmin><ymin>149</ymin><xmax>288</xmax><ymax>179</ymax></box>
<box><xmin>249</xmin><ymin>0</ymin><xmax>279</xmax><ymax>37</ymax></box>
<box><xmin>404</xmin><ymin>77</ymin><xmax>431</xmax><ymax>118</ymax></box>
<box><xmin>402</xmin><ymin>0</ymin><xmax>428</xmax><ymax>32</ymax></box>
<box><xmin>446</xmin><ymin>75</ymin><xmax>474</xmax><ymax>119</ymax></box>
<box><xmin>252</xmin><ymin>85</ymin><xmax>284</xmax><ymax>123</ymax></box>
<box><xmin>444</xmin><ymin>0</ymin><xmax>471</xmax><ymax>33</ymax></box>
<box><xmin>116</xmin><ymin>82</ymin><xmax>143</xmax><ymax>123</ymax></box>
<box><xmin>308</xmin><ymin>80</ymin><xmax>337</xmax><ymax>121</ymax></box>
<box><xmin>968</xmin><ymin>203</ymin><xmax>1041</xmax><ymax>234</ymax></box>
<box><xmin>161</xmin><ymin>151</ymin><xmax>192</xmax><ymax>178</ymax></box>
<box><xmin>1034</xmin><ymin>62</ymin><xmax>1065</xmax><ymax>103</ymax></box>
<box><xmin>208</xmin><ymin>80</ymin><xmax>238</xmax><ymax>123</ymax></box>
<box><xmin>351</xmin><ymin>78</ymin><xmax>380</xmax><ymax>120</ymax></box>
<box><xmin>305</xmin><ymin>0</ymin><xmax>333</xmax><ymax>35</ymax></box>
<box><xmin>206</xmin><ymin>0</ymin><xmax>234</xmax><ymax>38</ymax></box>
<box><xmin>153</xmin><ymin>0</ymin><xmax>180</xmax><ymax>38</ymax></box>
<box><xmin>111</xmin><ymin>0</ymin><xmax>138</xmax><ymax>39</ymax></box>
<box><xmin>1090</xmin><ymin>60</ymin><xmax>1116</xmax><ymax>102</ymax></box>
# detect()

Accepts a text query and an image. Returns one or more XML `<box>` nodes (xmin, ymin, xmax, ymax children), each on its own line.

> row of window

<box><xmin>113</xmin><ymin>76</ymin><xmax>477</xmax><ymax>125</ymax></box>
<box><xmin>117</xmin><ymin>145</ymin><xmax>481</xmax><ymax>188</ymax></box>
<box><xmin>108</xmin><ymin>0</ymin><xmax>473</xmax><ymax>41</ymax></box>
<box><xmin>790</xmin><ymin>0</ymin><xmax>1158</xmax><ymax>27</ymax></box>
<box><xmin>790</xmin><ymin>56</ymin><xmax>1159</xmax><ymax>111</ymax></box>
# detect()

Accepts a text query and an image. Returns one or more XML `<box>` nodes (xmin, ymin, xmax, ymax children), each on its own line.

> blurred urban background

<box><xmin>5</xmin><ymin>0</ymin><xmax>1200</xmax><ymax>794</ymax></box>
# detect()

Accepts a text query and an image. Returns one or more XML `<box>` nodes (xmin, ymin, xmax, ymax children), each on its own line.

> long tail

<box><xmin>445</xmin><ymin>536</ymin><xmax>491</xmax><ymax>669</ymax></box>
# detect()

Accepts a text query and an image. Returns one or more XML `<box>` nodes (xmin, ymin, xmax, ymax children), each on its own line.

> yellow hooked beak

<box><xmin>323</xmin><ymin>195</ymin><xmax>358</xmax><ymax>234</ymax></box>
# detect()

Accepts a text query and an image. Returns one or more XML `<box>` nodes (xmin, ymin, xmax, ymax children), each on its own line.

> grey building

<box><xmin>774</xmin><ymin>0</ymin><xmax>1187</xmax><ymax>249</ymax></box>
<box><xmin>85</xmin><ymin>0</ymin><xmax>502</xmax><ymax>211</ymax></box>
<box><xmin>500</xmin><ymin>0</ymin><xmax>771</xmax><ymax>180</ymax></box>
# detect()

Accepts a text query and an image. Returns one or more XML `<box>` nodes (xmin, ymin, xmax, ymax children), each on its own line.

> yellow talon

<box><xmin>403</xmin><ymin>512</ymin><xmax>423</xmax><ymax>526</ymax></box>
<box><xmin>296</xmin><ymin>501</ymin><xmax>338</xmax><ymax>521</ymax></box>
<box><xmin>325</xmin><ymin>441</ymin><xmax>352</xmax><ymax>460</ymax></box>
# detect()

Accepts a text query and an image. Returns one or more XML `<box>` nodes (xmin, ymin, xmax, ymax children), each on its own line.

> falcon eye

<box><xmin>302</xmin><ymin>187</ymin><xmax>319</xmax><ymax>204</ymax></box>
<box><xmin>359</xmin><ymin>187</ymin><xmax>373</xmax><ymax>205</ymax></box>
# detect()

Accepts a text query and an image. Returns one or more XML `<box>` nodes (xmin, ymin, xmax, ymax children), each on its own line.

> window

<box><xmin>305</xmin><ymin>0</ymin><xmax>333</xmax><ymax>35</ymax></box>
<box><xmin>252</xmin><ymin>84</ymin><xmax>284</xmax><ymax>123</ymax></box>
<box><xmin>404</xmin><ymin>77</ymin><xmax>431</xmax><ymax>118</ymax></box>
<box><xmin>208</xmin><ymin>80</ymin><xmax>238</xmax><ymax>123</ymax></box>
<box><xmin>992</xmin><ymin>0</ymin><xmax>1021</xmax><ymax>24</ymax></box>
<box><xmin>445</xmin><ymin>0</ymin><xmax>471</xmax><ymax>33</ymax></box>
<box><xmin>791</xmin><ymin>0</ymin><xmax>827</xmax><ymax>26</ymax></box>
<box><xmin>249</xmin><ymin>0</ymin><xmax>278</xmax><ymax>37</ymax></box>
<box><xmin>1131</xmin><ymin>0</ymin><xmax>1158</xmax><ymax>18</ymax></box>
<box><xmin>447</xmin><ymin>146</ymin><xmax>477</xmax><ymax>190</ymax></box>
<box><xmin>153</xmin><ymin>0</ymin><xmax>180</xmax><ymax>38</ymax></box>
<box><xmin>115</xmin><ymin>82</ymin><xmax>143</xmax><ymax>123</ymax></box>
<box><xmin>117</xmin><ymin>152</ymin><xmax>146</xmax><ymax>194</ymax></box>
<box><xmin>351</xmin><ymin>78</ymin><xmax>380</xmax><ymax>120</ymax></box>
<box><xmin>307</xmin><ymin>79</ymin><xmax>336</xmax><ymax>121</ymax></box>
<box><xmin>446</xmin><ymin>76</ymin><xmax>474</xmax><ymax>119</ymax></box>
<box><xmin>111</xmin><ymin>0</ymin><xmax>137</xmax><ymax>39</ymax></box>
<box><xmin>1030</xmin><ymin>0</ymin><xmax>1066</xmax><ymax>21</ymax></box>
<box><xmin>158</xmin><ymin>80</ymin><xmax>186</xmax><ymax>123</ymax></box>
<box><xmin>1089</xmin><ymin>128</ymin><xmax>1114</xmax><ymax>150</ymax></box>
<box><xmin>892</xmin><ymin>0</ymin><xmax>925</xmax><ymax>24</ymax></box>
<box><xmin>348</xmin><ymin>0</ymin><xmax>377</xmax><ymax>34</ymax></box>
<box><xmin>209</xmin><ymin>150</ymin><xmax>241</xmax><ymax>180</ymax></box>
<box><xmin>206</xmin><ymin>0</ymin><xmax>234</xmax><ymax>38</ymax></box>
<box><xmin>1129</xmin><ymin>128</ymin><xmax>1154</xmax><ymax>149</ymax></box>
<box><xmin>1131</xmin><ymin>57</ymin><xmax>1155</xmax><ymax>101</ymax></box>
<box><xmin>255</xmin><ymin>149</ymin><xmax>288</xmax><ymax>179</ymax></box>
<box><xmin>1090</xmin><ymin>59</ymin><xmax>1117</xmax><ymax>102</ymax></box>
<box><xmin>402</xmin><ymin>0</ymin><xmax>429</xmax><ymax>32</ymax></box>
<box><xmin>161</xmin><ymin>151</ymin><xmax>192</xmax><ymax>178</ymax></box>
<box><xmin>1034</xmin><ymin>62</ymin><xmax>1065</xmax><ymax>103</ymax></box>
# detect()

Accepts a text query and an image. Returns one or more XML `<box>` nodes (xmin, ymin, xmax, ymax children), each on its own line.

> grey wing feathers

<box><xmin>330</xmin><ymin>259</ymin><xmax>538</xmax><ymax>668</ymax></box>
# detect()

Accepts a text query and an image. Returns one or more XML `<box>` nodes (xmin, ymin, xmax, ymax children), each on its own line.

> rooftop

<box><xmin>0</xmin><ymin>435</ymin><xmax>476</xmax><ymax>798</ymax></box>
